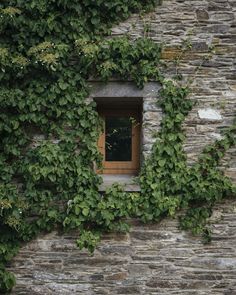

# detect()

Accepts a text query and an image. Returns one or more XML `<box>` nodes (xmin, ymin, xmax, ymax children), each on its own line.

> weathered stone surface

<box><xmin>9</xmin><ymin>0</ymin><xmax>236</xmax><ymax>294</ymax></box>
<box><xmin>196</xmin><ymin>9</ymin><xmax>209</xmax><ymax>21</ymax></box>
<box><xmin>8</xmin><ymin>200</ymin><xmax>236</xmax><ymax>294</ymax></box>
<box><xmin>109</xmin><ymin>0</ymin><xmax>236</xmax><ymax>180</ymax></box>
<box><xmin>198</xmin><ymin>109</ymin><xmax>223</xmax><ymax>121</ymax></box>
<box><xmin>88</xmin><ymin>81</ymin><xmax>160</xmax><ymax>99</ymax></box>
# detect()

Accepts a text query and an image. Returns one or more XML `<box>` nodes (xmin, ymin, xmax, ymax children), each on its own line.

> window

<box><xmin>97</xmin><ymin>107</ymin><xmax>141</xmax><ymax>175</ymax></box>
<box><xmin>89</xmin><ymin>80</ymin><xmax>160</xmax><ymax>189</ymax></box>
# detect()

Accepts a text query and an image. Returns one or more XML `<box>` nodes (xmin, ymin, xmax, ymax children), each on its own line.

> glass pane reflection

<box><xmin>105</xmin><ymin>117</ymin><xmax>132</xmax><ymax>161</ymax></box>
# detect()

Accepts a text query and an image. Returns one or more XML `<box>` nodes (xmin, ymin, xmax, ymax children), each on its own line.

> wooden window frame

<box><xmin>97</xmin><ymin>107</ymin><xmax>141</xmax><ymax>175</ymax></box>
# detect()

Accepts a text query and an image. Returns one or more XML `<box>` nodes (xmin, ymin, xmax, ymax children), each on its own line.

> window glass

<box><xmin>105</xmin><ymin>117</ymin><xmax>132</xmax><ymax>161</ymax></box>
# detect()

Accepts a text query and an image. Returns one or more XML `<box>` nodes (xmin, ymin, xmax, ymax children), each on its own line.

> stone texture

<box><xmin>9</xmin><ymin>1</ymin><xmax>236</xmax><ymax>294</ymax></box>
<box><xmin>88</xmin><ymin>81</ymin><xmax>160</xmax><ymax>99</ymax></box>
<box><xmin>110</xmin><ymin>0</ymin><xmax>236</xmax><ymax>180</ymax></box>
<box><xmin>99</xmin><ymin>175</ymin><xmax>140</xmax><ymax>192</ymax></box>
<box><xmin>198</xmin><ymin>108</ymin><xmax>223</xmax><ymax>121</ymax></box>
<box><xmin>8</xmin><ymin>200</ymin><xmax>236</xmax><ymax>294</ymax></box>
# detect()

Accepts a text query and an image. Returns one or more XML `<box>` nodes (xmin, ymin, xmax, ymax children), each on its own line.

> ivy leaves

<box><xmin>139</xmin><ymin>80</ymin><xmax>236</xmax><ymax>238</ymax></box>
<box><xmin>0</xmin><ymin>0</ymin><xmax>235</xmax><ymax>292</ymax></box>
<box><xmin>74</xmin><ymin>37</ymin><xmax>162</xmax><ymax>87</ymax></box>
<box><xmin>0</xmin><ymin>0</ymin><xmax>160</xmax><ymax>290</ymax></box>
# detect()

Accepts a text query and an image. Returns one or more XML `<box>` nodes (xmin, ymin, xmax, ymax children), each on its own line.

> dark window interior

<box><xmin>105</xmin><ymin>117</ymin><xmax>132</xmax><ymax>161</ymax></box>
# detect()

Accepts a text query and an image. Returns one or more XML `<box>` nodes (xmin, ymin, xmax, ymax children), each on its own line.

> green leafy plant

<box><xmin>0</xmin><ymin>0</ymin><xmax>235</xmax><ymax>292</ymax></box>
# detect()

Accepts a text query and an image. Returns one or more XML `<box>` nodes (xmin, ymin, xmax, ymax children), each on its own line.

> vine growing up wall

<box><xmin>0</xmin><ymin>0</ymin><xmax>235</xmax><ymax>292</ymax></box>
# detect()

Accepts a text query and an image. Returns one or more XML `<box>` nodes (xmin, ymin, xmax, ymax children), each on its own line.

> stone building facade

<box><xmin>8</xmin><ymin>0</ymin><xmax>236</xmax><ymax>294</ymax></box>
<box><xmin>8</xmin><ymin>201</ymin><xmax>236</xmax><ymax>294</ymax></box>
<box><xmin>111</xmin><ymin>0</ymin><xmax>236</xmax><ymax>180</ymax></box>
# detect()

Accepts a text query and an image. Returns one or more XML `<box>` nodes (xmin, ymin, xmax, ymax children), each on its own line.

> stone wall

<box><xmin>8</xmin><ymin>199</ymin><xmax>236</xmax><ymax>294</ymax></box>
<box><xmin>111</xmin><ymin>0</ymin><xmax>236</xmax><ymax>181</ymax></box>
<box><xmin>8</xmin><ymin>0</ymin><xmax>236</xmax><ymax>294</ymax></box>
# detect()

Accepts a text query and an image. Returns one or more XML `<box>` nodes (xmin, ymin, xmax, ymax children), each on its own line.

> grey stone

<box><xmin>198</xmin><ymin>109</ymin><xmax>223</xmax><ymax>121</ymax></box>
<box><xmin>8</xmin><ymin>0</ymin><xmax>236</xmax><ymax>293</ymax></box>
<box><xmin>196</xmin><ymin>9</ymin><xmax>209</xmax><ymax>21</ymax></box>
<box><xmin>88</xmin><ymin>81</ymin><xmax>160</xmax><ymax>99</ymax></box>
<box><xmin>9</xmin><ymin>201</ymin><xmax>236</xmax><ymax>294</ymax></box>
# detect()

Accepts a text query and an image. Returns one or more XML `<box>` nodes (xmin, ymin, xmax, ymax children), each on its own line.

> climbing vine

<box><xmin>0</xmin><ymin>0</ymin><xmax>235</xmax><ymax>292</ymax></box>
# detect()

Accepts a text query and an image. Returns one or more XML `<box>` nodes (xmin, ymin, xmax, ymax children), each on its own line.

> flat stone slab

<box><xmin>88</xmin><ymin>81</ymin><xmax>160</xmax><ymax>99</ymax></box>
<box><xmin>198</xmin><ymin>108</ymin><xmax>222</xmax><ymax>121</ymax></box>
<box><xmin>99</xmin><ymin>174</ymin><xmax>140</xmax><ymax>192</ymax></box>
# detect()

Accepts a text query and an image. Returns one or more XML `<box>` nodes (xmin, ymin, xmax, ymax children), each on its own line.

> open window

<box><xmin>97</xmin><ymin>106</ymin><xmax>141</xmax><ymax>175</ymax></box>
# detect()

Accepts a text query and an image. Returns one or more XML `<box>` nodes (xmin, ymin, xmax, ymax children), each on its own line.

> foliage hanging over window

<box><xmin>0</xmin><ymin>0</ymin><xmax>235</xmax><ymax>292</ymax></box>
